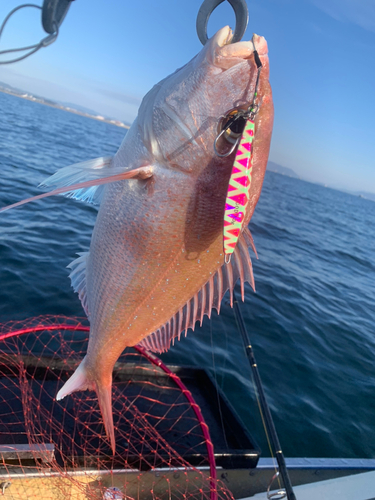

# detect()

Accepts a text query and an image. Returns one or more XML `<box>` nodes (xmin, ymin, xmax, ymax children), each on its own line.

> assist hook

<box><xmin>196</xmin><ymin>0</ymin><xmax>249</xmax><ymax>45</ymax></box>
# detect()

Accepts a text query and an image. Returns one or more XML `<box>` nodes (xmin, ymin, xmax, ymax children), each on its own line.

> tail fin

<box><xmin>56</xmin><ymin>357</ymin><xmax>116</xmax><ymax>454</ymax></box>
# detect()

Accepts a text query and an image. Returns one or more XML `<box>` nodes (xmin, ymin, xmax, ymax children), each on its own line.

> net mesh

<box><xmin>0</xmin><ymin>316</ymin><xmax>234</xmax><ymax>500</ymax></box>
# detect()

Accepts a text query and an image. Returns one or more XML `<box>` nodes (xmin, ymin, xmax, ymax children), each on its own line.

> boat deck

<box><xmin>250</xmin><ymin>468</ymin><xmax>375</xmax><ymax>500</ymax></box>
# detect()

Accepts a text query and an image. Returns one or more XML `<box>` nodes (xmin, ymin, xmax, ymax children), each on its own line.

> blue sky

<box><xmin>0</xmin><ymin>0</ymin><xmax>374</xmax><ymax>192</ymax></box>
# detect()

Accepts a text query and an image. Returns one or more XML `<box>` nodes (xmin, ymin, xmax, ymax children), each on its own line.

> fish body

<box><xmin>27</xmin><ymin>27</ymin><xmax>273</xmax><ymax>452</ymax></box>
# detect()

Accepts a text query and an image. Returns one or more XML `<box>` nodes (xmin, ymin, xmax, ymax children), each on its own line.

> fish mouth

<box><xmin>208</xmin><ymin>26</ymin><xmax>268</xmax><ymax>69</ymax></box>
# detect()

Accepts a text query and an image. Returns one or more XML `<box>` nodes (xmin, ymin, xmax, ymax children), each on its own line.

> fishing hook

<box><xmin>214</xmin><ymin>110</ymin><xmax>248</xmax><ymax>157</ymax></box>
<box><xmin>214</xmin><ymin>35</ymin><xmax>262</xmax><ymax>157</ymax></box>
<box><xmin>196</xmin><ymin>0</ymin><xmax>249</xmax><ymax>45</ymax></box>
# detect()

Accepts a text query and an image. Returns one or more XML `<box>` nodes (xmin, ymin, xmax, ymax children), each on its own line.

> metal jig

<box><xmin>222</xmin><ymin>36</ymin><xmax>263</xmax><ymax>261</ymax></box>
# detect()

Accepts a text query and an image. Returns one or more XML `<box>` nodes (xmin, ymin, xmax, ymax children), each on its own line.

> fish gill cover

<box><xmin>0</xmin><ymin>316</ymin><xmax>233</xmax><ymax>500</ymax></box>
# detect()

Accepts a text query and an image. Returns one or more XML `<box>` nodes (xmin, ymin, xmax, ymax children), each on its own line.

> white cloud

<box><xmin>92</xmin><ymin>87</ymin><xmax>142</xmax><ymax>107</ymax></box>
<box><xmin>311</xmin><ymin>0</ymin><xmax>375</xmax><ymax>32</ymax></box>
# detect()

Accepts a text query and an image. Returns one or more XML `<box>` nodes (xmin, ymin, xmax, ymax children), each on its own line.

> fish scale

<box><xmin>88</xmin><ymin>171</ymin><xmax>185</xmax><ymax>335</ymax></box>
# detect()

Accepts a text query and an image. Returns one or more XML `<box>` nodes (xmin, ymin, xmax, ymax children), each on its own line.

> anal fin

<box><xmin>138</xmin><ymin>227</ymin><xmax>257</xmax><ymax>354</ymax></box>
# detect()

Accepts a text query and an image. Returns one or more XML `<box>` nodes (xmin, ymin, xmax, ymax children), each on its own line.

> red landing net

<box><xmin>0</xmin><ymin>316</ymin><xmax>234</xmax><ymax>500</ymax></box>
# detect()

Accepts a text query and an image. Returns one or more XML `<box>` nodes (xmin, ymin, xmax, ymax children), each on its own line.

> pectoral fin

<box><xmin>67</xmin><ymin>252</ymin><xmax>90</xmax><ymax>318</ymax></box>
<box><xmin>0</xmin><ymin>158</ymin><xmax>153</xmax><ymax>214</ymax></box>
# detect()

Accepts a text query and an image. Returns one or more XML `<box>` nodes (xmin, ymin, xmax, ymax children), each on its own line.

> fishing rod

<box><xmin>233</xmin><ymin>291</ymin><xmax>297</xmax><ymax>500</ymax></box>
<box><xmin>197</xmin><ymin>6</ymin><xmax>294</xmax><ymax>494</ymax></box>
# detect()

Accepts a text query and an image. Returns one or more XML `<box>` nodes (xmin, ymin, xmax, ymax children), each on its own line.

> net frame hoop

<box><xmin>0</xmin><ymin>321</ymin><xmax>218</xmax><ymax>500</ymax></box>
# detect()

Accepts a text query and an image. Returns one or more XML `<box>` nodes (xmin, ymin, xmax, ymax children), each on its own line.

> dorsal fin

<box><xmin>138</xmin><ymin>228</ymin><xmax>256</xmax><ymax>353</ymax></box>
<box><xmin>67</xmin><ymin>252</ymin><xmax>90</xmax><ymax>318</ymax></box>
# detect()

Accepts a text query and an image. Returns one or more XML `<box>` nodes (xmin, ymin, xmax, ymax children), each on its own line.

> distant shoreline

<box><xmin>0</xmin><ymin>88</ymin><xmax>130</xmax><ymax>129</ymax></box>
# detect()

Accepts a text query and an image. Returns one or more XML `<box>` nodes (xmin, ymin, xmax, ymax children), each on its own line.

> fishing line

<box><xmin>240</xmin><ymin>323</ymin><xmax>284</xmax><ymax>497</ymax></box>
<box><xmin>209</xmin><ymin>315</ymin><xmax>229</xmax><ymax>451</ymax></box>
<box><xmin>228</xmin><ymin>291</ymin><xmax>281</xmax><ymax>486</ymax></box>
<box><xmin>233</xmin><ymin>295</ymin><xmax>296</xmax><ymax>500</ymax></box>
<box><xmin>0</xmin><ymin>0</ymin><xmax>72</xmax><ymax>64</ymax></box>
<box><xmin>249</xmin><ymin>356</ymin><xmax>282</xmax><ymax>490</ymax></box>
<box><xmin>0</xmin><ymin>4</ymin><xmax>57</xmax><ymax>64</ymax></box>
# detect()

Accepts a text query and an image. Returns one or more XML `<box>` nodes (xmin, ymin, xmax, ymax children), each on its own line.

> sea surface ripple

<box><xmin>1</xmin><ymin>91</ymin><xmax>375</xmax><ymax>459</ymax></box>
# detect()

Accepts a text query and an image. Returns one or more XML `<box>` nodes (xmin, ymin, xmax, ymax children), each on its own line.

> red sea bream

<box><xmin>5</xmin><ymin>27</ymin><xmax>274</xmax><ymax>452</ymax></box>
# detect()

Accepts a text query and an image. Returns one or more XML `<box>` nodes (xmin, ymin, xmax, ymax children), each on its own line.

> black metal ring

<box><xmin>196</xmin><ymin>0</ymin><xmax>249</xmax><ymax>46</ymax></box>
<box><xmin>42</xmin><ymin>0</ymin><xmax>73</xmax><ymax>34</ymax></box>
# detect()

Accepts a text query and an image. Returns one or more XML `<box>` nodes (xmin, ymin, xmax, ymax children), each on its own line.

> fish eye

<box><xmin>218</xmin><ymin>109</ymin><xmax>247</xmax><ymax>144</ymax></box>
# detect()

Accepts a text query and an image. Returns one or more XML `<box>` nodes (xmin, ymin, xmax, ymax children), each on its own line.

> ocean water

<box><xmin>1</xmin><ymin>90</ymin><xmax>375</xmax><ymax>460</ymax></box>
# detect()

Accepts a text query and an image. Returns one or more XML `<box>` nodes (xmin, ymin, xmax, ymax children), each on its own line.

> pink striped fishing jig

<box><xmin>215</xmin><ymin>40</ymin><xmax>263</xmax><ymax>263</ymax></box>
<box><xmin>222</xmin><ymin>119</ymin><xmax>255</xmax><ymax>262</ymax></box>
